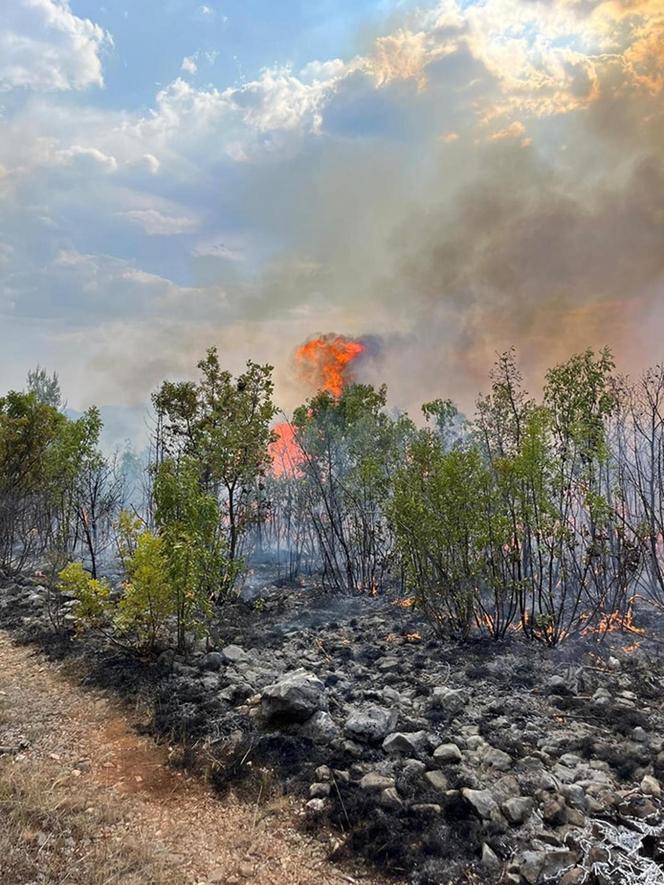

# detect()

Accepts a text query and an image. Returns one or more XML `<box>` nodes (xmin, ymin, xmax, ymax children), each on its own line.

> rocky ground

<box><xmin>1</xmin><ymin>567</ymin><xmax>664</xmax><ymax>884</ymax></box>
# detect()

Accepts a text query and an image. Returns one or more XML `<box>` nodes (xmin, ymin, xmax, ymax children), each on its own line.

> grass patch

<box><xmin>0</xmin><ymin>756</ymin><xmax>185</xmax><ymax>885</ymax></box>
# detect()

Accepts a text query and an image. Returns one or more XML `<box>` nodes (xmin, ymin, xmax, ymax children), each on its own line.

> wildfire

<box><xmin>393</xmin><ymin>597</ymin><xmax>416</xmax><ymax>609</ymax></box>
<box><xmin>295</xmin><ymin>334</ymin><xmax>365</xmax><ymax>398</ymax></box>
<box><xmin>581</xmin><ymin>600</ymin><xmax>646</xmax><ymax>639</ymax></box>
<box><xmin>269</xmin><ymin>421</ymin><xmax>305</xmax><ymax>478</ymax></box>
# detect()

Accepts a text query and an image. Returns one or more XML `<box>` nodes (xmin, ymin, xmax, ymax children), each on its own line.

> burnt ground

<box><xmin>1</xmin><ymin>566</ymin><xmax>664</xmax><ymax>884</ymax></box>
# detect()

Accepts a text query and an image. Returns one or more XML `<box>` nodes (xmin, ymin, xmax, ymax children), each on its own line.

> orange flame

<box><xmin>295</xmin><ymin>334</ymin><xmax>365</xmax><ymax>397</ymax></box>
<box><xmin>269</xmin><ymin>421</ymin><xmax>305</xmax><ymax>478</ymax></box>
<box><xmin>581</xmin><ymin>601</ymin><xmax>645</xmax><ymax>639</ymax></box>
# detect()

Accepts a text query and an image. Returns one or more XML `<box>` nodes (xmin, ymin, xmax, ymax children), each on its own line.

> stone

<box><xmin>633</xmin><ymin>726</ymin><xmax>648</xmax><ymax>743</ymax></box>
<box><xmin>309</xmin><ymin>782</ymin><xmax>330</xmax><ymax>798</ymax></box>
<box><xmin>462</xmin><ymin>788</ymin><xmax>500</xmax><ymax>820</ymax></box>
<box><xmin>315</xmin><ymin>765</ymin><xmax>331</xmax><ymax>781</ymax></box>
<box><xmin>300</xmin><ymin>710</ymin><xmax>341</xmax><ymax>743</ymax></box>
<box><xmin>541</xmin><ymin>794</ymin><xmax>568</xmax><ymax>826</ymax></box>
<box><xmin>380</xmin><ymin>787</ymin><xmax>403</xmax><ymax>809</ymax></box>
<box><xmin>382</xmin><ymin>731</ymin><xmax>428</xmax><ymax>755</ymax></box>
<box><xmin>548</xmin><ymin>674</ymin><xmax>575</xmax><ymax>696</ymax></box>
<box><xmin>306</xmin><ymin>798</ymin><xmax>327</xmax><ymax>812</ymax></box>
<box><xmin>485</xmin><ymin>746</ymin><xmax>512</xmax><ymax>771</ymax></box>
<box><xmin>221</xmin><ymin>645</ymin><xmax>249</xmax><ymax>664</ymax></box>
<box><xmin>261</xmin><ymin>670</ymin><xmax>326</xmax><ymax>723</ymax></box>
<box><xmin>412</xmin><ymin>803</ymin><xmax>442</xmax><ymax>814</ymax></box>
<box><xmin>641</xmin><ymin>774</ymin><xmax>662</xmax><ymax>797</ymax></box>
<box><xmin>502</xmin><ymin>797</ymin><xmax>533</xmax><ymax>825</ymax></box>
<box><xmin>345</xmin><ymin>705</ymin><xmax>398</xmax><ymax>743</ymax></box>
<box><xmin>481</xmin><ymin>843</ymin><xmax>501</xmax><ymax>872</ymax></box>
<box><xmin>429</xmin><ymin>686</ymin><xmax>467</xmax><ymax>716</ymax></box>
<box><xmin>360</xmin><ymin>772</ymin><xmax>395</xmax><ymax>791</ymax></box>
<box><xmin>202</xmin><ymin>651</ymin><xmax>224</xmax><ymax>671</ymax></box>
<box><xmin>433</xmin><ymin>743</ymin><xmax>463</xmax><ymax>763</ymax></box>
<box><xmin>559</xmin><ymin>869</ymin><xmax>586</xmax><ymax>885</ymax></box>
<box><xmin>424</xmin><ymin>770</ymin><xmax>448</xmax><ymax>792</ymax></box>
<box><xmin>403</xmin><ymin>758</ymin><xmax>427</xmax><ymax>777</ymax></box>
<box><xmin>517</xmin><ymin>850</ymin><xmax>576</xmax><ymax>884</ymax></box>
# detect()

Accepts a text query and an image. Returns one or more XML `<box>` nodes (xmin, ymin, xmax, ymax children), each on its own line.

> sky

<box><xmin>0</xmin><ymin>0</ymin><xmax>662</xmax><ymax>445</ymax></box>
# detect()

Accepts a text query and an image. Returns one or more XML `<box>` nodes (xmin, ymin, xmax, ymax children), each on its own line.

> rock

<box><xmin>300</xmin><ymin>710</ymin><xmax>340</xmax><ymax>743</ymax></box>
<box><xmin>429</xmin><ymin>686</ymin><xmax>467</xmax><ymax>716</ymax></box>
<box><xmin>462</xmin><ymin>788</ymin><xmax>500</xmax><ymax>820</ymax></box>
<box><xmin>202</xmin><ymin>651</ymin><xmax>224</xmax><ymax>671</ymax></box>
<box><xmin>548</xmin><ymin>674</ymin><xmax>575</xmax><ymax>696</ymax></box>
<box><xmin>345</xmin><ymin>705</ymin><xmax>397</xmax><ymax>743</ymax></box>
<box><xmin>541</xmin><ymin>794</ymin><xmax>568</xmax><ymax>826</ymax></box>
<box><xmin>518</xmin><ymin>850</ymin><xmax>546</xmax><ymax>884</ymax></box>
<box><xmin>433</xmin><ymin>742</ymin><xmax>463</xmax><ymax>764</ymax></box>
<box><xmin>403</xmin><ymin>758</ymin><xmax>427</xmax><ymax>777</ymax></box>
<box><xmin>380</xmin><ymin>787</ymin><xmax>403</xmax><ymax>809</ymax></box>
<box><xmin>306</xmin><ymin>798</ymin><xmax>327</xmax><ymax>812</ymax></box>
<box><xmin>221</xmin><ymin>645</ymin><xmax>249</xmax><ymax>664</ymax></box>
<box><xmin>412</xmin><ymin>803</ymin><xmax>442</xmax><ymax>814</ymax></box>
<box><xmin>309</xmin><ymin>782</ymin><xmax>331</xmax><ymax>798</ymax></box>
<box><xmin>481</xmin><ymin>843</ymin><xmax>501</xmax><ymax>872</ymax></box>
<box><xmin>424</xmin><ymin>770</ymin><xmax>448</xmax><ymax>792</ymax></box>
<box><xmin>559</xmin><ymin>869</ymin><xmax>586</xmax><ymax>885</ymax></box>
<box><xmin>315</xmin><ymin>765</ymin><xmax>331</xmax><ymax>781</ymax></box>
<box><xmin>633</xmin><ymin>726</ymin><xmax>648</xmax><ymax>743</ymax></box>
<box><xmin>382</xmin><ymin>731</ymin><xmax>428</xmax><ymax>755</ymax></box>
<box><xmin>484</xmin><ymin>746</ymin><xmax>512</xmax><ymax>771</ymax></box>
<box><xmin>502</xmin><ymin>797</ymin><xmax>533</xmax><ymax>825</ymax></box>
<box><xmin>561</xmin><ymin>784</ymin><xmax>587</xmax><ymax>810</ymax></box>
<box><xmin>641</xmin><ymin>774</ymin><xmax>662</xmax><ymax>797</ymax></box>
<box><xmin>360</xmin><ymin>772</ymin><xmax>395</xmax><ymax>791</ymax></box>
<box><xmin>261</xmin><ymin>670</ymin><xmax>326</xmax><ymax>723</ymax></box>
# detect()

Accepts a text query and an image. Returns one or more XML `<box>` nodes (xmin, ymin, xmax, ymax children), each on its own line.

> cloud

<box><xmin>55</xmin><ymin>144</ymin><xmax>118</xmax><ymax>173</ymax></box>
<box><xmin>181</xmin><ymin>55</ymin><xmax>198</xmax><ymax>76</ymax></box>
<box><xmin>122</xmin><ymin>208</ymin><xmax>199</xmax><ymax>235</ymax></box>
<box><xmin>0</xmin><ymin>0</ymin><xmax>111</xmax><ymax>92</ymax></box>
<box><xmin>0</xmin><ymin>0</ymin><xmax>662</xmax><ymax>427</ymax></box>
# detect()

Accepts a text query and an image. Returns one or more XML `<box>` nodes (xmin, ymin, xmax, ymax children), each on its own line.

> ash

<box><xmin>2</xmin><ymin>568</ymin><xmax>664</xmax><ymax>885</ymax></box>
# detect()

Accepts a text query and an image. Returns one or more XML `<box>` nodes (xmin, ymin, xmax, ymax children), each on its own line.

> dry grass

<box><xmin>0</xmin><ymin>634</ymin><xmax>377</xmax><ymax>885</ymax></box>
<box><xmin>0</xmin><ymin>749</ymin><xmax>186</xmax><ymax>885</ymax></box>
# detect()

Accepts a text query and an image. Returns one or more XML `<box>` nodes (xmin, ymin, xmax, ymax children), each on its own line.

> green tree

<box><xmin>293</xmin><ymin>384</ymin><xmax>413</xmax><ymax>593</ymax></box>
<box><xmin>152</xmin><ymin>347</ymin><xmax>276</xmax><ymax>579</ymax></box>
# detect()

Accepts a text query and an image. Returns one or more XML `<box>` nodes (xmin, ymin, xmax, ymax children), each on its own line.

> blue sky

<box><xmin>0</xmin><ymin>0</ymin><xmax>662</xmax><ymax>446</ymax></box>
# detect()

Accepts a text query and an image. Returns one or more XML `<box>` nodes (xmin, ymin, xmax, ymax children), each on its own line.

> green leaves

<box><xmin>152</xmin><ymin>346</ymin><xmax>277</xmax><ymax>568</ymax></box>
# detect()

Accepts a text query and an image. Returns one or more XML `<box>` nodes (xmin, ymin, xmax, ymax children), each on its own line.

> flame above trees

<box><xmin>269</xmin><ymin>334</ymin><xmax>366</xmax><ymax>477</ymax></box>
<box><xmin>294</xmin><ymin>334</ymin><xmax>366</xmax><ymax>398</ymax></box>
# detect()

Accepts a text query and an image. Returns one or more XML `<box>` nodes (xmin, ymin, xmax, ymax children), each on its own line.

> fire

<box><xmin>581</xmin><ymin>600</ymin><xmax>646</xmax><ymax>639</ymax></box>
<box><xmin>295</xmin><ymin>334</ymin><xmax>365</xmax><ymax>398</ymax></box>
<box><xmin>393</xmin><ymin>597</ymin><xmax>416</xmax><ymax>609</ymax></box>
<box><xmin>269</xmin><ymin>421</ymin><xmax>305</xmax><ymax>478</ymax></box>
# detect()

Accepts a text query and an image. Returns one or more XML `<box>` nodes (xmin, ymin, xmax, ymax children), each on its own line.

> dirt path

<box><xmin>0</xmin><ymin>633</ymin><xmax>376</xmax><ymax>885</ymax></box>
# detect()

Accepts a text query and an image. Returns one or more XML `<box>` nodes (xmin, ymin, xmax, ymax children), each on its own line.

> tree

<box><xmin>26</xmin><ymin>366</ymin><xmax>62</xmax><ymax>410</ymax></box>
<box><xmin>293</xmin><ymin>384</ymin><xmax>413</xmax><ymax>594</ymax></box>
<box><xmin>152</xmin><ymin>347</ymin><xmax>276</xmax><ymax>583</ymax></box>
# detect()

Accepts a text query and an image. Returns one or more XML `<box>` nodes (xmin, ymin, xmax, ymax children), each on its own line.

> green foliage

<box><xmin>153</xmin><ymin>347</ymin><xmax>277</xmax><ymax>570</ymax></box>
<box><xmin>0</xmin><ymin>391</ymin><xmax>103</xmax><ymax>572</ymax></box>
<box><xmin>58</xmin><ymin>561</ymin><xmax>111</xmax><ymax>630</ymax></box>
<box><xmin>391</xmin><ymin>428</ymin><xmax>493</xmax><ymax>638</ymax></box>
<box><xmin>26</xmin><ymin>366</ymin><xmax>62</xmax><ymax>409</ymax></box>
<box><xmin>154</xmin><ymin>457</ymin><xmax>228</xmax><ymax>641</ymax></box>
<box><xmin>293</xmin><ymin>383</ymin><xmax>414</xmax><ymax>593</ymax></box>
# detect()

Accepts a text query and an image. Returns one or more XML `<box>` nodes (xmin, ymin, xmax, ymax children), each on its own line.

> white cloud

<box><xmin>55</xmin><ymin>144</ymin><xmax>118</xmax><ymax>173</ymax></box>
<box><xmin>122</xmin><ymin>208</ymin><xmax>199</xmax><ymax>235</ymax></box>
<box><xmin>0</xmin><ymin>0</ymin><xmax>111</xmax><ymax>92</ymax></box>
<box><xmin>181</xmin><ymin>55</ymin><xmax>198</xmax><ymax>76</ymax></box>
